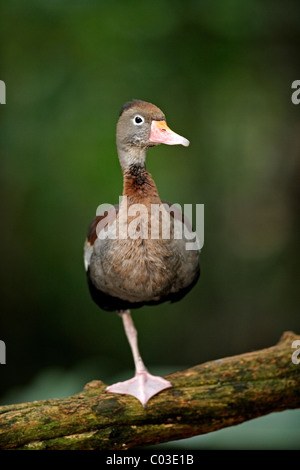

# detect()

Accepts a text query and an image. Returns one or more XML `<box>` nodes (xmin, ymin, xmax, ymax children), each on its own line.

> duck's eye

<box><xmin>134</xmin><ymin>115</ymin><xmax>144</xmax><ymax>125</ymax></box>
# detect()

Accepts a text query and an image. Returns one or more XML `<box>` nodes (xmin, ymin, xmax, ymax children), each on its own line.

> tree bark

<box><xmin>0</xmin><ymin>331</ymin><xmax>299</xmax><ymax>450</ymax></box>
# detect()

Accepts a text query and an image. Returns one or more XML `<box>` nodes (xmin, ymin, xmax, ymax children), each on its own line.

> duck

<box><xmin>84</xmin><ymin>100</ymin><xmax>200</xmax><ymax>407</ymax></box>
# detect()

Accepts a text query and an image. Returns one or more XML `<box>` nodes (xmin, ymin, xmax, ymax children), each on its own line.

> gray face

<box><xmin>118</xmin><ymin>110</ymin><xmax>152</xmax><ymax>148</ymax></box>
<box><xmin>116</xmin><ymin>101</ymin><xmax>166</xmax><ymax>151</ymax></box>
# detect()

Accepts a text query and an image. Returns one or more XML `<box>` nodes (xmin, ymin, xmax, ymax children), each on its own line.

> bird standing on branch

<box><xmin>84</xmin><ymin>100</ymin><xmax>200</xmax><ymax>407</ymax></box>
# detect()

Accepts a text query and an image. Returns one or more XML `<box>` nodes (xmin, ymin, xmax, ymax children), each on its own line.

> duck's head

<box><xmin>116</xmin><ymin>100</ymin><xmax>189</xmax><ymax>169</ymax></box>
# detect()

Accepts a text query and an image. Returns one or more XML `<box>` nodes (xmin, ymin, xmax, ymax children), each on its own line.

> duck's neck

<box><xmin>117</xmin><ymin>143</ymin><xmax>161</xmax><ymax>203</ymax></box>
<box><xmin>117</xmin><ymin>144</ymin><xmax>147</xmax><ymax>170</ymax></box>
<box><xmin>122</xmin><ymin>162</ymin><xmax>161</xmax><ymax>204</ymax></box>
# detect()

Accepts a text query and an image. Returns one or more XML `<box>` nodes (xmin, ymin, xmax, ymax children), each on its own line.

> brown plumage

<box><xmin>84</xmin><ymin>100</ymin><xmax>200</xmax><ymax>406</ymax></box>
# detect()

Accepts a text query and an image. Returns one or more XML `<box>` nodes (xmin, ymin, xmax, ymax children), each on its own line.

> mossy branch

<box><xmin>0</xmin><ymin>331</ymin><xmax>299</xmax><ymax>450</ymax></box>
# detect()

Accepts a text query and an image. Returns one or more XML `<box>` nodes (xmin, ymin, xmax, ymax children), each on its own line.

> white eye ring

<box><xmin>133</xmin><ymin>115</ymin><xmax>144</xmax><ymax>125</ymax></box>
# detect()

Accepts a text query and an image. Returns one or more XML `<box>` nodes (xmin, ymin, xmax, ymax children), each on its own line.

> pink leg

<box><xmin>106</xmin><ymin>309</ymin><xmax>172</xmax><ymax>407</ymax></box>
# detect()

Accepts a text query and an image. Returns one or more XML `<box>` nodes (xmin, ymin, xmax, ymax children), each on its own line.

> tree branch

<box><xmin>0</xmin><ymin>331</ymin><xmax>299</xmax><ymax>450</ymax></box>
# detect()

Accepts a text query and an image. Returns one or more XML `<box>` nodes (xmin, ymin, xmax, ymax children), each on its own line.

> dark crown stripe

<box><xmin>119</xmin><ymin>99</ymin><xmax>143</xmax><ymax>117</ymax></box>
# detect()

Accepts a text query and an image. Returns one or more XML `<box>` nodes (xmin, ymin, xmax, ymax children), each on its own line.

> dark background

<box><xmin>0</xmin><ymin>0</ymin><xmax>299</xmax><ymax>449</ymax></box>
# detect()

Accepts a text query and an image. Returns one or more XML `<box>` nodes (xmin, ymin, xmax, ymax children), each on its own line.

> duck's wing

<box><xmin>84</xmin><ymin>204</ymin><xmax>119</xmax><ymax>271</ymax></box>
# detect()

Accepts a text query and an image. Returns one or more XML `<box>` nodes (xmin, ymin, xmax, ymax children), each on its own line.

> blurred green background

<box><xmin>0</xmin><ymin>0</ymin><xmax>299</xmax><ymax>449</ymax></box>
